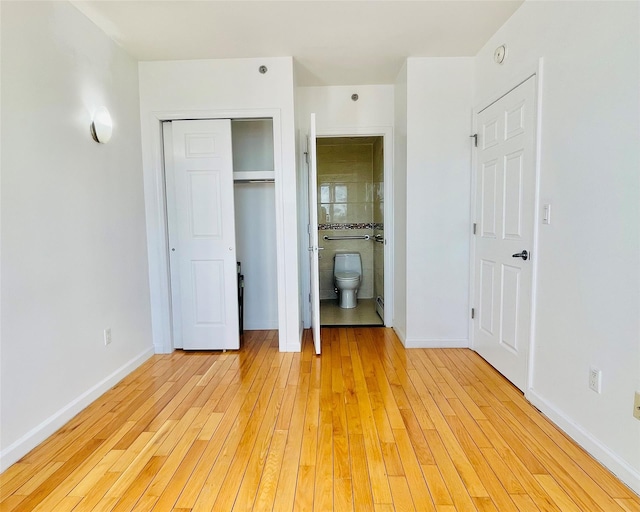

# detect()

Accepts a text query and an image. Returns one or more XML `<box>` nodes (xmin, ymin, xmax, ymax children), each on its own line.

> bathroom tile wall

<box><xmin>317</xmin><ymin>142</ymin><xmax>374</xmax><ymax>300</ymax></box>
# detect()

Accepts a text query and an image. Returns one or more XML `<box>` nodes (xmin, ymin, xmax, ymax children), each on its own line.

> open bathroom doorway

<box><xmin>316</xmin><ymin>136</ymin><xmax>385</xmax><ymax>326</ymax></box>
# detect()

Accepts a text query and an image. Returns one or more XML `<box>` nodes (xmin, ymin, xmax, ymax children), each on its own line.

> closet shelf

<box><xmin>233</xmin><ymin>170</ymin><xmax>275</xmax><ymax>182</ymax></box>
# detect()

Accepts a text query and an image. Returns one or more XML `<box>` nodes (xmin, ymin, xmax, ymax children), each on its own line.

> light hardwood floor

<box><xmin>1</xmin><ymin>328</ymin><xmax>638</xmax><ymax>511</ymax></box>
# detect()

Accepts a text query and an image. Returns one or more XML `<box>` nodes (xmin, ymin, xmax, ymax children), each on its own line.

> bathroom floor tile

<box><xmin>320</xmin><ymin>298</ymin><xmax>383</xmax><ymax>326</ymax></box>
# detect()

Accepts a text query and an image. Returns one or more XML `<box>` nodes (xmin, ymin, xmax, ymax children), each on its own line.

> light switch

<box><xmin>543</xmin><ymin>204</ymin><xmax>551</xmax><ymax>225</ymax></box>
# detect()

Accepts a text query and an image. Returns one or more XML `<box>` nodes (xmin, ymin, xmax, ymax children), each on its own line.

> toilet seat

<box><xmin>335</xmin><ymin>271</ymin><xmax>359</xmax><ymax>282</ymax></box>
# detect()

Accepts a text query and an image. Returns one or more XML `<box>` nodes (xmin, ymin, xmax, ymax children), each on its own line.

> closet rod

<box><xmin>323</xmin><ymin>235</ymin><xmax>371</xmax><ymax>241</ymax></box>
<box><xmin>233</xmin><ymin>179</ymin><xmax>275</xmax><ymax>183</ymax></box>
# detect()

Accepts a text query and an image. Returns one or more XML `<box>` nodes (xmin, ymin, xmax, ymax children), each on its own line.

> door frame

<box><xmin>301</xmin><ymin>125</ymin><xmax>394</xmax><ymax>328</ymax></box>
<box><xmin>469</xmin><ymin>60</ymin><xmax>544</xmax><ymax>396</ymax></box>
<box><xmin>145</xmin><ymin>108</ymin><xmax>287</xmax><ymax>353</ymax></box>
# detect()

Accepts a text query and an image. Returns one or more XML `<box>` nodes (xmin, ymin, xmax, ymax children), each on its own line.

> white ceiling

<box><xmin>72</xmin><ymin>0</ymin><xmax>523</xmax><ymax>86</ymax></box>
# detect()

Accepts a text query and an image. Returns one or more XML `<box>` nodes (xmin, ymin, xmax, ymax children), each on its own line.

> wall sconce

<box><xmin>90</xmin><ymin>107</ymin><xmax>113</xmax><ymax>143</ymax></box>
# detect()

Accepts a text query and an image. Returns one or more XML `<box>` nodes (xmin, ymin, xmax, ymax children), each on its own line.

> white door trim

<box><xmin>469</xmin><ymin>60</ymin><xmax>544</xmax><ymax>397</ymax></box>
<box><xmin>142</xmin><ymin>108</ymin><xmax>287</xmax><ymax>354</ymax></box>
<box><xmin>301</xmin><ymin>125</ymin><xmax>394</xmax><ymax>328</ymax></box>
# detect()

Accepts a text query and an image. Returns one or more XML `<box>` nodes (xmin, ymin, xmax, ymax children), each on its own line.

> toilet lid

<box><xmin>335</xmin><ymin>272</ymin><xmax>359</xmax><ymax>281</ymax></box>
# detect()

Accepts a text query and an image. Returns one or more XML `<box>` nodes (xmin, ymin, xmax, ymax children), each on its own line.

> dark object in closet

<box><xmin>237</xmin><ymin>262</ymin><xmax>244</xmax><ymax>336</ymax></box>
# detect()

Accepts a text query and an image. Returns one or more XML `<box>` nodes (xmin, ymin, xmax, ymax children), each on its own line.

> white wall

<box><xmin>0</xmin><ymin>1</ymin><xmax>153</xmax><ymax>470</ymax></box>
<box><xmin>393</xmin><ymin>65</ymin><xmax>408</xmax><ymax>341</ymax></box>
<box><xmin>474</xmin><ymin>1</ymin><xmax>640</xmax><ymax>493</ymax></box>
<box><xmin>234</xmin><ymin>183</ymin><xmax>279</xmax><ymax>330</ymax></box>
<box><xmin>138</xmin><ymin>57</ymin><xmax>301</xmax><ymax>352</ymax></box>
<box><xmin>297</xmin><ymin>85</ymin><xmax>395</xmax><ymax>131</ymax></box>
<box><xmin>295</xmin><ymin>85</ymin><xmax>395</xmax><ymax>327</ymax></box>
<box><xmin>404</xmin><ymin>58</ymin><xmax>474</xmax><ymax>347</ymax></box>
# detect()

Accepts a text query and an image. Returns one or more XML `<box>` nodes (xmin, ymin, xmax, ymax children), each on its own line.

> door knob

<box><xmin>512</xmin><ymin>250</ymin><xmax>529</xmax><ymax>261</ymax></box>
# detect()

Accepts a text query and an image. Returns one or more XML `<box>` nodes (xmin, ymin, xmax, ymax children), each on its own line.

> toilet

<box><xmin>334</xmin><ymin>253</ymin><xmax>362</xmax><ymax>309</ymax></box>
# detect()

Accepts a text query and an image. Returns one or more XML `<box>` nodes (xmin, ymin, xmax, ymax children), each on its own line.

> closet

<box><xmin>231</xmin><ymin>119</ymin><xmax>278</xmax><ymax>331</ymax></box>
<box><xmin>164</xmin><ymin>118</ymin><xmax>278</xmax><ymax>350</ymax></box>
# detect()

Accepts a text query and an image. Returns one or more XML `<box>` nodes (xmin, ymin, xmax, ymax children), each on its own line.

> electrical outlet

<box><xmin>104</xmin><ymin>328</ymin><xmax>112</xmax><ymax>346</ymax></box>
<box><xmin>634</xmin><ymin>392</ymin><xmax>640</xmax><ymax>421</ymax></box>
<box><xmin>589</xmin><ymin>367</ymin><xmax>601</xmax><ymax>393</ymax></box>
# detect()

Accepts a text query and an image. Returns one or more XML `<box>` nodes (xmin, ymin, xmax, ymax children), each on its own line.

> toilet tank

<box><xmin>334</xmin><ymin>252</ymin><xmax>362</xmax><ymax>275</ymax></box>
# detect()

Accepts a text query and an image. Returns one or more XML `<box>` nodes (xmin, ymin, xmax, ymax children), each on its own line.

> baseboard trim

<box><xmin>0</xmin><ymin>347</ymin><xmax>155</xmax><ymax>472</ymax></box>
<box><xmin>527</xmin><ymin>389</ymin><xmax>640</xmax><ymax>496</ymax></box>
<box><xmin>404</xmin><ymin>338</ymin><xmax>469</xmax><ymax>349</ymax></box>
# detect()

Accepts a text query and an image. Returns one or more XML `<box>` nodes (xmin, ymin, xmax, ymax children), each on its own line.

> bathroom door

<box><xmin>308</xmin><ymin>114</ymin><xmax>321</xmax><ymax>355</ymax></box>
<box><xmin>165</xmin><ymin>119</ymin><xmax>240</xmax><ymax>350</ymax></box>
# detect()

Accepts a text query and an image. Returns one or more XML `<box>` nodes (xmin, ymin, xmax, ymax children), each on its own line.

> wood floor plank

<box><xmin>421</xmin><ymin>464</ymin><xmax>454</xmax><ymax>507</ymax></box>
<box><xmin>0</xmin><ymin>493</ymin><xmax>27</xmax><ymax>512</ymax></box>
<box><xmin>251</xmin><ymin>429</ymin><xmax>288</xmax><ymax>511</ymax></box>
<box><xmin>388</xmin><ymin>475</ymin><xmax>416</xmax><ymax>511</ymax></box>
<box><xmin>173</xmin><ymin>334</ymin><xmax>273</xmax><ymax>509</ymax></box>
<box><xmin>313</xmin><ymin>422</ymin><xmax>334</xmax><ymax>511</ymax></box>
<box><xmin>392</xmin><ymin>429</ymin><xmax>436</xmax><ymax>511</ymax></box>
<box><xmin>534</xmin><ymin>474</ymin><xmax>582</xmax><ymax>512</ymax></box>
<box><xmin>0</xmin><ymin>463</ymin><xmax>32</xmax><ymax>494</ymax></box>
<box><xmin>68</xmin><ymin>449</ymin><xmax>124</xmax><ymax>498</ymax></box>
<box><xmin>71</xmin><ymin>471</ymin><xmax>121</xmax><ymax>512</ymax></box>
<box><xmin>617</xmin><ymin>497</ymin><xmax>640</xmax><ymax>512</ymax></box>
<box><xmin>504</xmin><ymin>399</ymin><xmax>638</xmax><ymax>500</ymax></box>
<box><xmin>334</xmin><ymin>477</ymin><xmax>354</xmax><ymax>512</ymax></box>
<box><xmin>293</xmin><ymin>464</ymin><xmax>315</xmax><ymax>511</ymax></box>
<box><xmin>192</xmin><ymin>351</ymin><xmax>280</xmax><ymax>510</ymax></box>
<box><xmin>230</xmin><ymin>385</ymin><xmax>287</xmax><ymax>511</ymax></box>
<box><xmin>12</xmin><ymin>461</ymin><xmax>64</xmax><ymax>496</ymax></box>
<box><xmin>1</xmin><ymin>328</ymin><xmax>637</xmax><ymax>512</ymax></box>
<box><xmin>349</xmin><ymin>434</ymin><xmax>375</xmax><ymax>510</ymax></box>
<box><xmin>19</xmin><ymin>438</ymin><xmax>105</xmax><ymax>511</ymax></box>
<box><xmin>272</xmin><ymin>335</ymin><xmax>313</xmax><ymax>511</ymax></box>
<box><xmin>423</xmin><ymin>429</ymin><xmax>480</xmax><ymax>512</ymax></box>
<box><xmin>150</xmin><ymin>439</ymin><xmax>207</xmax><ymax>510</ymax></box>
<box><xmin>110</xmin><ymin>455</ymin><xmax>166</xmax><ymax>512</ymax></box>
<box><xmin>445</xmin><ymin>416</ymin><xmax>518</xmax><ymax>511</ymax></box>
<box><xmin>349</xmin><ymin>340</ymin><xmax>393</xmax><ymax>504</ymax></box>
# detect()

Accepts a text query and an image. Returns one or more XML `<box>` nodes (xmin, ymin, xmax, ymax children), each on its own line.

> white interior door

<box><xmin>166</xmin><ymin>119</ymin><xmax>239</xmax><ymax>350</ymax></box>
<box><xmin>473</xmin><ymin>76</ymin><xmax>537</xmax><ymax>391</ymax></box>
<box><xmin>308</xmin><ymin>114</ymin><xmax>321</xmax><ymax>355</ymax></box>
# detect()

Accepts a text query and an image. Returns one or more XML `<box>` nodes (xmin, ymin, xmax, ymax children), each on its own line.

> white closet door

<box><xmin>167</xmin><ymin>119</ymin><xmax>239</xmax><ymax>350</ymax></box>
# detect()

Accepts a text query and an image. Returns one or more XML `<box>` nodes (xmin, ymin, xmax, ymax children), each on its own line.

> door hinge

<box><xmin>471</xmin><ymin>308</ymin><xmax>475</xmax><ymax>319</ymax></box>
<box><xmin>309</xmin><ymin>293</ymin><xmax>311</xmax><ymax>303</ymax></box>
<box><xmin>470</xmin><ymin>134</ymin><xmax>478</xmax><ymax>147</ymax></box>
<box><xmin>473</xmin><ymin>223</ymin><xmax>477</xmax><ymax>235</ymax></box>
